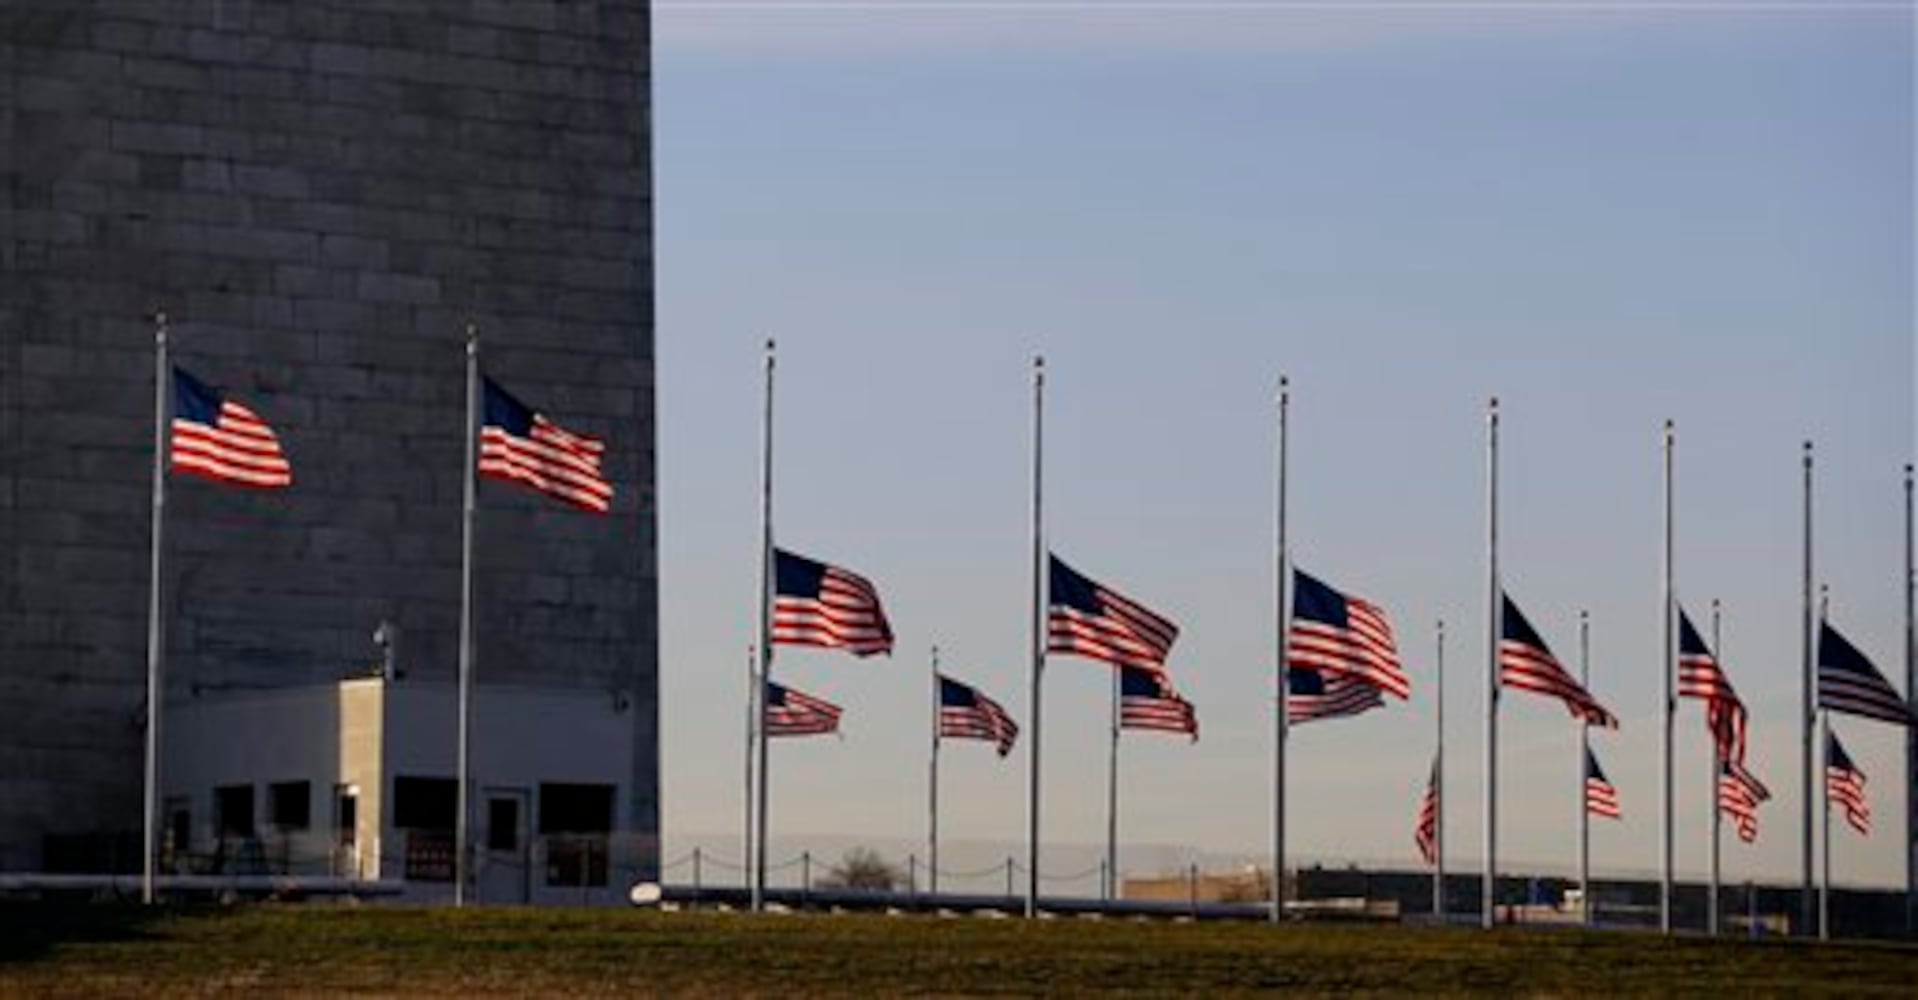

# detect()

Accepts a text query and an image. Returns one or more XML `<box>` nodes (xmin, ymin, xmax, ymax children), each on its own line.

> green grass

<box><xmin>1</xmin><ymin>904</ymin><xmax>1914</xmax><ymax>996</ymax></box>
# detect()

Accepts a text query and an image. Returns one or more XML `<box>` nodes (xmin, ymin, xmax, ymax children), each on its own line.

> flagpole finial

<box><xmin>1033</xmin><ymin>354</ymin><xmax>1044</xmax><ymax>370</ymax></box>
<box><xmin>1580</xmin><ymin>608</ymin><xmax>1588</xmax><ymax>624</ymax></box>
<box><xmin>465</xmin><ymin>322</ymin><xmax>477</xmax><ymax>352</ymax></box>
<box><xmin>765</xmin><ymin>337</ymin><xmax>775</xmax><ymax>354</ymax></box>
<box><xmin>1664</xmin><ymin>418</ymin><xmax>1674</xmax><ymax>439</ymax></box>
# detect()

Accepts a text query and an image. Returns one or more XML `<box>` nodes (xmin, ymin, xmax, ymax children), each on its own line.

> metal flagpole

<box><xmin>455</xmin><ymin>323</ymin><xmax>479</xmax><ymax>907</ymax></box>
<box><xmin>1272</xmin><ymin>374</ymin><xmax>1289</xmax><ymax>924</ymax></box>
<box><xmin>1819</xmin><ymin>585</ymin><xmax>1830</xmax><ymax>941</ymax></box>
<box><xmin>1483</xmin><ymin>396</ymin><xmax>1499</xmax><ymax>929</ymax></box>
<box><xmin>1801</xmin><ymin>441</ymin><xmax>1815</xmax><ymax>935</ymax></box>
<box><xmin>1435</xmin><ymin>618</ymin><xmax>1445</xmax><ymax>920</ymax></box>
<box><xmin>744</xmin><ymin>643</ymin><xmax>756</xmax><ymax>881</ymax></box>
<box><xmin>754</xmin><ymin>339</ymin><xmax>775</xmax><ymax>911</ymax></box>
<box><xmin>929</xmin><ymin>644</ymin><xmax>940</xmax><ymax>898</ymax></box>
<box><xmin>1710</xmin><ymin>600</ymin><xmax>1723</xmax><ymax>936</ymax></box>
<box><xmin>1579</xmin><ymin>610</ymin><xmax>1591</xmax><ymax>929</ymax></box>
<box><xmin>1904</xmin><ymin>462</ymin><xmax>1914</xmax><ymax>939</ymax></box>
<box><xmin>142</xmin><ymin>311</ymin><xmax>170</xmax><ymax>905</ymax></box>
<box><xmin>1820</xmin><ymin>705</ymin><xmax>1831</xmax><ymax>941</ymax></box>
<box><xmin>1106</xmin><ymin>662</ymin><xmax>1119</xmax><ymax>902</ymax></box>
<box><xmin>1661</xmin><ymin>419</ymin><xmax>1675</xmax><ymax>935</ymax></box>
<box><xmin>1025</xmin><ymin>355</ymin><xmax>1045</xmax><ymax>918</ymax></box>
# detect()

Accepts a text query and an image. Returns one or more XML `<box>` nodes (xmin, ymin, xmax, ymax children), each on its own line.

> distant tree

<box><xmin>817</xmin><ymin>847</ymin><xmax>902</xmax><ymax>892</ymax></box>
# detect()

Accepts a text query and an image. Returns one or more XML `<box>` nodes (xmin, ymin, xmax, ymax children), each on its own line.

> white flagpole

<box><xmin>1661</xmin><ymin>419</ymin><xmax>1675</xmax><ymax>935</ymax></box>
<box><xmin>929</xmin><ymin>644</ymin><xmax>940</xmax><ymax>898</ymax></box>
<box><xmin>1579</xmin><ymin>609</ymin><xmax>1591</xmax><ymax>929</ymax></box>
<box><xmin>142</xmin><ymin>311</ymin><xmax>171</xmax><ymax>906</ymax></box>
<box><xmin>1483</xmin><ymin>396</ymin><xmax>1500</xmax><ymax>929</ymax></box>
<box><xmin>455</xmin><ymin>323</ymin><xmax>479</xmax><ymax>907</ymax></box>
<box><xmin>744</xmin><ymin>643</ymin><xmax>756</xmax><ymax>884</ymax></box>
<box><xmin>1710</xmin><ymin>599</ymin><xmax>1723</xmax><ymax>936</ymax></box>
<box><xmin>1820</xmin><ymin>706</ymin><xmax>1831</xmax><ymax>941</ymax></box>
<box><xmin>1904</xmin><ymin>462</ymin><xmax>1914</xmax><ymax>938</ymax></box>
<box><xmin>1105</xmin><ymin>662</ymin><xmax>1119</xmax><ymax>901</ymax></box>
<box><xmin>753</xmin><ymin>339</ymin><xmax>775</xmax><ymax>911</ymax></box>
<box><xmin>1819</xmin><ymin>585</ymin><xmax>1830</xmax><ymax>941</ymax></box>
<box><xmin>1434</xmin><ymin>617</ymin><xmax>1445</xmax><ymax>921</ymax></box>
<box><xmin>1801</xmin><ymin>441</ymin><xmax>1815</xmax><ymax>934</ymax></box>
<box><xmin>1025</xmin><ymin>355</ymin><xmax>1045</xmax><ymax>918</ymax></box>
<box><xmin>1272</xmin><ymin>374</ymin><xmax>1289</xmax><ymax>923</ymax></box>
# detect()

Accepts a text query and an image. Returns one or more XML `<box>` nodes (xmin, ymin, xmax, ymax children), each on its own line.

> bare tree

<box><xmin>816</xmin><ymin>847</ymin><xmax>902</xmax><ymax>892</ymax></box>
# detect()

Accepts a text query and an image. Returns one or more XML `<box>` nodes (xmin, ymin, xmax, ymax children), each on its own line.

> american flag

<box><xmin>1288</xmin><ymin>569</ymin><xmax>1409</xmax><ymax>699</ymax></box>
<box><xmin>1119</xmin><ymin>665</ymin><xmax>1198</xmax><ymax>740</ymax></box>
<box><xmin>1717</xmin><ymin>760</ymin><xmax>1769</xmax><ymax>843</ymax></box>
<box><xmin>1048</xmin><ymin>554</ymin><xmax>1179</xmax><ymax>672</ymax></box>
<box><xmin>764</xmin><ymin>680</ymin><xmax>842</xmax><ymax>737</ymax></box>
<box><xmin>1415</xmin><ymin>757</ymin><xmax>1439</xmax><ymax>866</ymax></box>
<box><xmin>772</xmin><ymin>549</ymin><xmax>894</xmax><ymax>656</ymax></box>
<box><xmin>1825</xmin><ymin>730</ymin><xmax>1870</xmax><ymax>836</ymax></box>
<box><xmin>1817</xmin><ymin>621</ymin><xmax>1913</xmax><ymax>726</ymax></box>
<box><xmin>1584</xmin><ymin>748</ymin><xmax>1621</xmax><ymax>819</ymax></box>
<box><xmin>1287</xmin><ymin>666</ymin><xmax>1385</xmax><ymax>724</ymax></box>
<box><xmin>1500</xmin><ymin>594</ymin><xmax>1618</xmax><ymax>728</ymax></box>
<box><xmin>170</xmin><ymin>367</ymin><xmax>292</xmax><ymax>488</ymax></box>
<box><xmin>1676</xmin><ymin>605</ymin><xmax>1748</xmax><ymax>766</ymax></box>
<box><xmin>938</xmin><ymin>674</ymin><xmax>1019</xmax><ymax>757</ymax></box>
<box><xmin>479</xmin><ymin>377</ymin><xmax>613</xmax><ymax>513</ymax></box>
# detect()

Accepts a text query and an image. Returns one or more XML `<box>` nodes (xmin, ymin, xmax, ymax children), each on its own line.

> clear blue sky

<box><xmin>651</xmin><ymin>2</ymin><xmax>1914</xmax><ymax>887</ymax></box>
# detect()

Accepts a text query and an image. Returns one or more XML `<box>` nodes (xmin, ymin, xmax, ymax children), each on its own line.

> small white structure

<box><xmin>162</xmin><ymin>676</ymin><xmax>641</xmax><ymax>905</ymax></box>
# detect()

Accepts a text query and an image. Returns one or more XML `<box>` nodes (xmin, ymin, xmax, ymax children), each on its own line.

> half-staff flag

<box><xmin>1287</xmin><ymin>666</ymin><xmax>1385</xmax><ymax>724</ymax></box>
<box><xmin>938</xmin><ymin>675</ymin><xmax>1019</xmax><ymax>757</ymax></box>
<box><xmin>1585</xmin><ymin>748</ymin><xmax>1622</xmax><ymax>820</ymax></box>
<box><xmin>1677</xmin><ymin>605</ymin><xmax>1749</xmax><ymax>766</ymax></box>
<box><xmin>1817</xmin><ymin>621</ymin><xmax>1913</xmax><ymax>726</ymax></box>
<box><xmin>1415</xmin><ymin>757</ymin><xmax>1439</xmax><ymax>866</ymax></box>
<box><xmin>1119</xmin><ymin>665</ymin><xmax>1198</xmax><ymax>740</ymax></box>
<box><xmin>1826</xmin><ymin>730</ymin><xmax>1870</xmax><ymax>836</ymax></box>
<box><xmin>1500</xmin><ymin>594</ymin><xmax>1618</xmax><ymax>728</ymax></box>
<box><xmin>1048</xmin><ymin>554</ymin><xmax>1179</xmax><ymax>671</ymax></box>
<box><xmin>772</xmin><ymin>549</ymin><xmax>894</xmax><ymax>656</ymax></box>
<box><xmin>1288</xmin><ymin>569</ymin><xmax>1408</xmax><ymax>699</ymax></box>
<box><xmin>764</xmin><ymin>680</ymin><xmax>842</xmax><ymax>737</ymax></box>
<box><xmin>479</xmin><ymin>377</ymin><xmax>612</xmax><ymax>513</ymax></box>
<box><xmin>1718</xmin><ymin>760</ymin><xmax>1769</xmax><ymax>843</ymax></box>
<box><xmin>170</xmin><ymin>367</ymin><xmax>292</xmax><ymax>488</ymax></box>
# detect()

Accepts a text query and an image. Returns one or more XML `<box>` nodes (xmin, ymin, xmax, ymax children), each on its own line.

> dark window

<box><xmin>268</xmin><ymin>781</ymin><xmax>310</xmax><ymax>830</ymax></box>
<box><xmin>487</xmin><ymin>797</ymin><xmax>521</xmax><ymax>852</ymax></box>
<box><xmin>392</xmin><ymin>776</ymin><xmax>457</xmax><ymax>830</ymax></box>
<box><xmin>539</xmin><ymin>784</ymin><xmax>614</xmax><ymax>888</ymax></box>
<box><xmin>404</xmin><ymin>831</ymin><xmax>455</xmax><ymax>883</ymax></box>
<box><xmin>168</xmin><ymin>807</ymin><xmax>190</xmax><ymax>854</ymax></box>
<box><xmin>537</xmin><ymin>783</ymin><xmax>614</xmax><ymax>835</ymax></box>
<box><xmin>546</xmin><ymin>836</ymin><xmax>607</xmax><ymax>888</ymax></box>
<box><xmin>215</xmin><ymin>785</ymin><xmax>255</xmax><ymax>838</ymax></box>
<box><xmin>335</xmin><ymin>787</ymin><xmax>358</xmax><ymax>847</ymax></box>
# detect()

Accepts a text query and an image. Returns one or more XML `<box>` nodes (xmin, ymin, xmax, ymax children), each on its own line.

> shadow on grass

<box><xmin>0</xmin><ymin>901</ymin><xmax>221</xmax><ymax>966</ymax></box>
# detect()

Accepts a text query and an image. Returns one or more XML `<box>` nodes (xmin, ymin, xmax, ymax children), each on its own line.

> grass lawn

<box><xmin>2</xmin><ymin>904</ymin><xmax>1914</xmax><ymax>996</ymax></box>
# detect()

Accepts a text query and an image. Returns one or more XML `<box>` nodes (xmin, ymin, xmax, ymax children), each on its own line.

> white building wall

<box><xmin>163</xmin><ymin>677</ymin><xmax>637</xmax><ymax>905</ymax></box>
